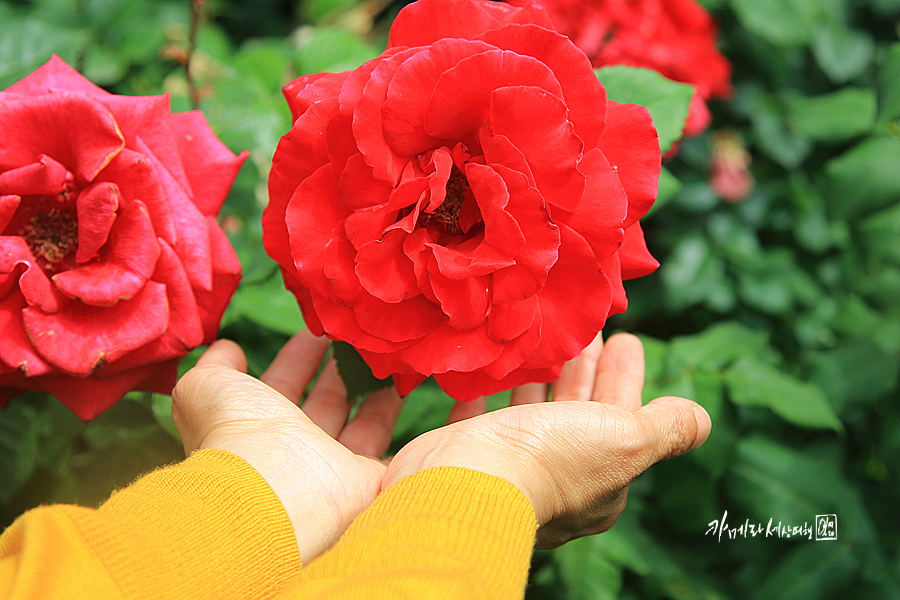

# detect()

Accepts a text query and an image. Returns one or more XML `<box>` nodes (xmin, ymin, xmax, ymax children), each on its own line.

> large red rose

<box><xmin>263</xmin><ymin>0</ymin><xmax>660</xmax><ymax>401</ymax></box>
<box><xmin>0</xmin><ymin>56</ymin><xmax>246</xmax><ymax>420</ymax></box>
<box><xmin>508</xmin><ymin>0</ymin><xmax>732</xmax><ymax>136</ymax></box>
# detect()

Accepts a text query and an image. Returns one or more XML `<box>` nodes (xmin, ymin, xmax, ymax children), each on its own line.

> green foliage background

<box><xmin>1</xmin><ymin>0</ymin><xmax>899</xmax><ymax>598</ymax></box>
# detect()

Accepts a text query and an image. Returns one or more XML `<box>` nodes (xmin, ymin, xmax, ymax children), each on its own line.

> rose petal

<box><xmin>387</xmin><ymin>0</ymin><xmax>553</xmax><ymax>48</ymax></box>
<box><xmin>619</xmin><ymin>222</ymin><xmax>659</xmax><ymax>279</ymax></box>
<box><xmin>194</xmin><ymin>219</ymin><xmax>242</xmax><ymax>344</ymax></box>
<box><xmin>23</xmin><ymin>280</ymin><xmax>169</xmax><ymax>376</ymax></box>
<box><xmin>284</xmin><ymin>71</ymin><xmax>349</xmax><ymax>123</ymax></box>
<box><xmin>74</xmin><ymin>181</ymin><xmax>119</xmax><ymax>263</ymax></box>
<box><xmin>0</xmin><ymin>236</ymin><xmax>67</xmax><ymax>313</ymax></box>
<box><xmin>98</xmin><ymin>239</ymin><xmax>204</xmax><ymax>376</ymax></box>
<box><xmin>0</xmin><ymin>195</ymin><xmax>21</xmax><ymax>232</ymax></box>
<box><xmin>53</xmin><ymin>200</ymin><xmax>159</xmax><ymax>307</ymax></box>
<box><xmin>394</xmin><ymin>320</ymin><xmax>504</xmax><ymax>374</ymax></box>
<box><xmin>523</xmin><ymin>223</ymin><xmax>611</xmax><ymax>368</ymax></box>
<box><xmin>353</xmin><ymin>48</ymin><xmax>422</xmax><ymax>185</ymax></box>
<box><xmin>0</xmin><ymin>92</ymin><xmax>123</xmax><ymax>182</ymax></box>
<box><xmin>134</xmin><ymin>135</ymin><xmax>212</xmax><ymax>291</ymax></box>
<box><xmin>0</xmin><ymin>293</ymin><xmax>52</xmax><ymax>376</ymax></box>
<box><xmin>339</xmin><ymin>153</ymin><xmax>393</xmax><ymax>210</ymax></box>
<box><xmin>99</xmin><ymin>93</ymin><xmax>192</xmax><ymax>196</ymax></box>
<box><xmin>433</xmin><ymin>368</ymin><xmax>527</xmax><ymax>402</ymax></box>
<box><xmin>354</xmin><ymin>293</ymin><xmax>444</xmax><ymax>342</ymax></box>
<box><xmin>383</xmin><ymin>39</ymin><xmax>495</xmax><ymax>157</ymax></box>
<box><xmin>36</xmin><ymin>363</ymin><xmax>162</xmax><ymax>421</ymax></box>
<box><xmin>171</xmin><ymin>110</ymin><xmax>249</xmax><ymax>216</ymax></box>
<box><xmin>487</xmin><ymin>294</ymin><xmax>538</xmax><ymax>343</ymax></box>
<box><xmin>0</xmin><ymin>155</ymin><xmax>72</xmax><ymax>196</ymax></box>
<box><xmin>477</xmin><ymin>24</ymin><xmax>607</xmax><ymax>149</ymax></box>
<box><xmin>598</xmin><ymin>100</ymin><xmax>660</xmax><ymax>227</ymax></box>
<box><xmin>4</xmin><ymin>55</ymin><xmax>107</xmax><ymax>96</ymax></box>
<box><xmin>489</xmin><ymin>85</ymin><xmax>585</xmax><ymax>213</ymax></box>
<box><xmin>424</xmin><ymin>49</ymin><xmax>564</xmax><ymax>142</ymax></box>
<box><xmin>96</xmin><ymin>148</ymin><xmax>176</xmax><ymax>245</ymax></box>
<box><xmin>355</xmin><ymin>228</ymin><xmax>419</xmax><ymax>303</ymax></box>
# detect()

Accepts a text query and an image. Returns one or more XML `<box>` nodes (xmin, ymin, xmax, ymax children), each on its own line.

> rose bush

<box><xmin>263</xmin><ymin>0</ymin><xmax>661</xmax><ymax>401</ymax></box>
<box><xmin>508</xmin><ymin>0</ymin><xmax>732</xmax><ymax>136</ymax></box>
<box><xmin>0</xmin><ymin>56</ymin><xmax>246</xmax><ymax>420</ymax></box>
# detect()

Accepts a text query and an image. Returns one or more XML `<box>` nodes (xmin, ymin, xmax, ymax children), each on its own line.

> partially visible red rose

<box><xmin>0</xmin><ymin>56</ymin><xmax>246</xmax><ymax>420</ymax></box>
<box><xmin>264</xmin><ymin>0</ymin><xmax>660</xmax><ymax>402</ymax></box>
<box><xmin>508</xmin><ymin>0</ymin><xmax>732</xmax><ymax>137</ymax></box>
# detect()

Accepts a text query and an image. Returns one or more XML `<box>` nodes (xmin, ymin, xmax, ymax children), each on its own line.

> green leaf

<box><xmin>292</xmin><ymin>26</ymin><xmax>379</xmax><ymax>76</ymax></box>
<box><xmin>730</xmin><ymin>0</ymin><xmax>815</xmax><ymax>47</ymax></box>
<box><xmin>823</xmin><ymin>135</ymin><xmax>900</xmax><ymax>219</ymax></box>
<box><xmin>877</xmin><ymin>43</ymin><xmax>900</xmax><ymax>124</ymax></box>
<box><xmin>726</xmin><ymin>357</ymin><xmax>843</xmax><ymax>431</ymax></box>
<box><xmin>809</xmin><ymin>340</ymin><xmax>900</xmax><ymax>413</ymax></box>
<box><xmin>332</xmin><ymin>341</ymin><xmax>393</xmax><ymax>403</ymax></box>
<box><xmin>225</xmin><ymin>275</ymin><xmax>305</xmax><ymax>336</ymax></box>
<box><xmin>0</xmin><ymin>401</ymin><xmax>39</xmax><ymax>503</ymax></box>
<box><xmin>785</xmin><ymin>88</ymin><xmax>876</xmax><ymax>142</ymax></box>
<box><xmin>595</xmin><ymin>65</ymin><xmax>694</xmax><ymax>154</ymax></box>
<box><xmin>669</xmin><ymin>322</ymin><xmax>769</xmax><ymax>372</ymax></box>
<box><xmin>554</xmin><ymin>536</ymin><xmax>623</xmax><ymax>600</ymax></box>
<box><xmin>812</xmin><ymin>21</ymin><xmax>876</xmax><ymax>84</ymax></box>
<box><xmin>0</xmin><ymin>11</ymin><xmax>89</xmax><ymax>88</ymax></box>
<box><xmin>660</xmin><ymin>234</ymin><xmax>735</xmax><ymax>312</ymax></box>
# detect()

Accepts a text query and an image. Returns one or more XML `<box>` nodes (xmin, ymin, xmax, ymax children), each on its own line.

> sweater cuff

<box><xmin>89</xmin><ymin>448</ymin><xmax>301</xmax><ymax>598</ymax></box>
<box><xmin>293</xmin><ymin>467</ymin><xmax>538</xmax><ymax>599</ymax></box>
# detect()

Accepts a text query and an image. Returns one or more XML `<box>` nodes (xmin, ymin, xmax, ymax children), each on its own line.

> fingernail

<box><xmin>689</xmin><ymin>404</ymin><xmax>712</xmax><ymax>451</ymax></box>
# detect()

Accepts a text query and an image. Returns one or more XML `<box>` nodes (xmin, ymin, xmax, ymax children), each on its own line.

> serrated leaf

<box><xmin>726</xmin><ymin>357</ymin><xmax>843</xmax><ymax>431</ymax></box>
<box><xmin>595</xmin><ymin>65</ymin><xmax>694</xmax><ymax>154</ymax></box>
<box><xmin>332</xmin><ymin>341</ymin><xmax>393</xmax><ymax>402</ymax></box>
<box><xmin>669</xmin><ymin>322</ymin><xmax>769</xmax><ymax>372</ymax></box>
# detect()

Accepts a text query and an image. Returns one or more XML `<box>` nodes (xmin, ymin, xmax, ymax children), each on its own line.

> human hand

<box><xmin>171</xmin><ymin>329</ymin><xmax>406</xmax><ymax>562</ymax></box>
<box><xmin>382</xmin><ymin>333</ymin><xmax>712</xmax><ymax>548</ymax></box>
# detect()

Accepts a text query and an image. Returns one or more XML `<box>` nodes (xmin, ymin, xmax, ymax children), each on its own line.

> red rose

<box><xmin>0</xmin><ymin>56</ymin><xmax>246</xmax><ymax>420</ymax></box>
<box><xmin>263</xmin><ymin>0</ymin><xmax>660</xmax><ymax>401</ymax></box>
<box><xmin>508</xmin><ymin>0</ymin><xmax>732</xmax><ymax>137</ymax></box>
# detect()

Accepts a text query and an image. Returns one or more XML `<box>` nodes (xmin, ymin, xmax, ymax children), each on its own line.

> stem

<box><xmin>186</xmin><ymin>0</ymin><xmax>204</xmax><ymax>110</ymax></box>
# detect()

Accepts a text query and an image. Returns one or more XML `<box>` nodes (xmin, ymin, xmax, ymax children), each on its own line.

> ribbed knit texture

<box><xmin>0</xmin><ymin>449</ymin><xmax>302</xmax><ymax>600</ymax></box>
<box><xmin>1</xmin><ymin>458</ymin><xmax>538</xmax><ymax>600</ymax></box>
<box><xmin>282</xmin><ymin>467</ymin><xmax>538</xmax><ymax>599</ymax></box>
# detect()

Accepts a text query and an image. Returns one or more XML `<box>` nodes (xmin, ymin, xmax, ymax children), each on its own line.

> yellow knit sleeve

<box><xmin>0</xmin><ymin>448</ymin><xmax>301</xmax><ymax>600</ymax></box>
<box><xmin>278</xmin><ymin>467</ymin><xmax>538</xmax><ymax>600</ymax></box>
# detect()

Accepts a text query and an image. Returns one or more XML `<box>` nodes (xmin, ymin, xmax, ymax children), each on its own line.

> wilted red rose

<box><xmin>0</xmin><ymin>56</ymin><xmax>246</xmax><ymax>420</ymax></box>
<box><xmin>263</xmin><ymin>0</ymin><xmax>660</xmax><ymax>401</ymax></box>
<box><xmin>508</xmin><ymin>0</ymin><xmax>732</xmax><ymax>137</ymax></box>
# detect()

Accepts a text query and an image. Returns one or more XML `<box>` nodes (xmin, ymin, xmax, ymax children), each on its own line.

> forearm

<box><xmin>0</xmin><ymin>449</ymin><xmax>302</xmax><ymax>600</ymax></box>
<box><xmin>280</xmin><ymin>467</ymin><xmax>538</xmax><ymax>600</ymax></box>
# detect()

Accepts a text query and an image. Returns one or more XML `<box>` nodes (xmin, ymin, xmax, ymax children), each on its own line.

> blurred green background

<box><xmin>1</xmin><ymin>0</ymin><xmax>899</xmax><ymax>598</ymax></box>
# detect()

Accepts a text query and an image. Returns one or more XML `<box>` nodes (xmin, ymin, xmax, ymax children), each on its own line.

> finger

<box><xmin>592</xmin><ymin>333</ymin><xmax>644</xmax><ymax>410</ymax></box>
<box><xmin>261</xmin><ymin>329</ymin><xmax>330</xmax><ymax>404</ymax></box>
<box><xmin>635</xmin><ymin>396</ymin><xmax>712</xmax><ymax>465</ymax></box>
<box><xmin>509</xmin><ymin>382</ymin><xmax>548</xmax><ymax>405</ymax></box>
<box><xmin>301</xmin><ymin>358</ymin><xmax>351</xmax><ymax>438</ymax></box>
<box><xmin>551</xmin><ymin>332</ymin><xmax>604</xmax><ymax>402</ymax></box>
<box><xmin>196</xmin><ymin>339</ymin><xmax>248</xmax><ymax>373</ymax></box>
<box><xmin>338</xmin><ymin>387</ymin><xmax>406</xmax><ymax>459</ymax></box>
<box><xmin>447</xmin><ymin>397</ymin><xmax>486</xmax><ymax>424</ymax></box>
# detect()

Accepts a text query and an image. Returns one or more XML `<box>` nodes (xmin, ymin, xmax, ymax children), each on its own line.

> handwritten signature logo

<box><xmin>706</xmin><ymin>511</ymin><xmax>837</xmax><ymax>542</ymax></box>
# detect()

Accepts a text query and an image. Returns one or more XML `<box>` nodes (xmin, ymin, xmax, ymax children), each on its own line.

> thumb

<box><xmin>634</xmin><ymin>396</ymin><xmax>712</xmax><ymax>466</ymax></box>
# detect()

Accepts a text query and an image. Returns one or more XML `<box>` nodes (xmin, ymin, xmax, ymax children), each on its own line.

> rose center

<box><xmin>420</xmin><ymin>166</ymin><xmax>470</xmax><ymax>235</ymax></box>
<box><xmin>20</xmin><ymin>207</ymin><xmax>79</xmax><ymax>272</ymax></box>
